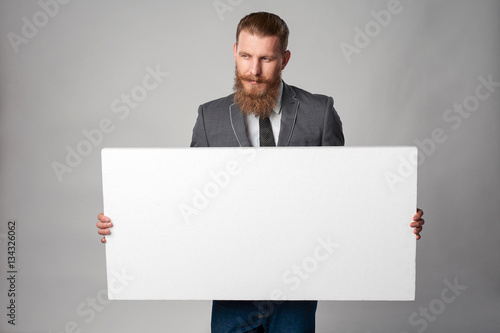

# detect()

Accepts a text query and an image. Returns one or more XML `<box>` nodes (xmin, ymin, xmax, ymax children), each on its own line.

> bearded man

<box><xmin>97</xmin><ymin>11</ymin><xmax>425</xmax><ymax>333</ymax></box>
<box><xmin>190</xmin><ymin>12</ymin><xmax>344</xmax><ymax>149</ymax></box>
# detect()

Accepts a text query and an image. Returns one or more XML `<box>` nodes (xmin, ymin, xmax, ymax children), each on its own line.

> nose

<box><xmin>249</xmin><ymin>59</ymin><xmax>261</xmax><ymax>76</ymax></box>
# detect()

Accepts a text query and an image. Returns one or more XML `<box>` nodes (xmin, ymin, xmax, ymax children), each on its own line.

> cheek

<box><xmin>264</xmin><ymin>64</ymin><xmax>280</xmax><ymax>79</ymax></box>
<box><xmin>235</xmin><ymin>61</ymin><xmax>249</xmax><ymax>74</ymax></box>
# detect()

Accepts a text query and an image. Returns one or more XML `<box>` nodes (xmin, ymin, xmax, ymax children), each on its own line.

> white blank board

<box><xmin>102</xmin><ymin>147</ymin><xmax>417</xmax><ymax>300</ymax></box>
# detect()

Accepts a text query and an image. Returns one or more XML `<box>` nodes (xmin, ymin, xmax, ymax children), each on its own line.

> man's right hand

<box><xmin>96</xmin><ymin>213</ymin><xmax>113</xmax><ymax>243</ymax></box>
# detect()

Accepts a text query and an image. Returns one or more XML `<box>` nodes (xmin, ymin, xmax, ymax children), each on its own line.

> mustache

<box><xmin>237</xmin><ymin>73</ymin><xmax>272</xmax><ymax>84</ymax></box>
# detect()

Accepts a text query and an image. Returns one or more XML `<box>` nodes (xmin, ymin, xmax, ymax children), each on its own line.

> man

<box><xmin>97</xmin><ymin>12</ymin><xmax>425</xmax><ymax>333</ymax></box>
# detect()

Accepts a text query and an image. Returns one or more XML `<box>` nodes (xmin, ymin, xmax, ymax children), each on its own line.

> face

<box><xmin>233</xmin><ymin>30</ymin><xmax>290</xmax><ymax>94</ymax></box>
<box><xmin>233</xmin><ymin>30</ymin><xmax>291</xmax><ymax>117</ymax></box>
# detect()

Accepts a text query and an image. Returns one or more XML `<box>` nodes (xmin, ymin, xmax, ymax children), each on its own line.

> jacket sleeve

<box><xmin>321</xmin><ymin>96</ymin><xmax>345</xmax><ymax>146</ymax></box>
<box><xmin>190</xmin><ymin>104</ymin><xmax>209</xmax><ymax>147</ymax></box>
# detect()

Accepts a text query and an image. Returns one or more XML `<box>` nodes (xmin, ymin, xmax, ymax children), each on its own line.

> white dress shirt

<box><xmin>244</xmin><ymin>81</ymin><xmax>283</xmax><ymax>147</ymax></box>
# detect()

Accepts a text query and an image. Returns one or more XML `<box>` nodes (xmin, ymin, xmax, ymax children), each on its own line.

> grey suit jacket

<box><xmin>190</xmin><ymin>82</ymin><xmax>344</xmax><ymax>147</ymax></box>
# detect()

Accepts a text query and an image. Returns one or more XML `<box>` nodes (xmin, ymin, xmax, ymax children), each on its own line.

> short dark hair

<box><xmin>236</xmin><ymin>12</ymin><xmax>289</xmax><ymax>54</ymax></box>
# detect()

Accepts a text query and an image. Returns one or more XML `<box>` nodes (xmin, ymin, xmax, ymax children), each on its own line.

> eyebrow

<box><xmin>238</xmin><ymin>51</ymin><xmax>276</xmax><ymax>59</ymax></box>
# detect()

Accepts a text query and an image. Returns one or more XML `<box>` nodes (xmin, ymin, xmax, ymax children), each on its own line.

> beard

<box><xmin>233</xmin><ymin>66</ymin><xmax>282</xmax><ymax>118</ymax></box>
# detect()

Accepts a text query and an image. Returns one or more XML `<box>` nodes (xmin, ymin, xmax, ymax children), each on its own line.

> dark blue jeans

<box><xmin>211</xmin><ymin>300</ymin><xmax>318</xmax><ymax>333</ymax></box>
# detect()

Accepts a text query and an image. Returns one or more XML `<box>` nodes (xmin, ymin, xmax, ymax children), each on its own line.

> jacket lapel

<box><xmin>277</xmin><ymin>82</ymin><xmax>298</xmax><ymax>146</ymax></box>
<box><xmin>229</xmin><ymin>102</ymin><xmax>251</xmax><ymax>147</ymax></box>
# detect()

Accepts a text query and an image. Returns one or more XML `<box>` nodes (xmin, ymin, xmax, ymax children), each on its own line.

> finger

<box><xmin>413</xmin><ymin>226</ymin><xmax>423</xmax><ymax>234</ymax></box>
<box><xmin>101</xmin><ymin>237</ymin><xmax>107</xmax><ymax>244</ymax></box>
<box><xmin>410</xmin><ymin>219</ymin><xmax>424</xmax><ymax>228</ymax></box>
<box><xmin>98</xmin><ymin>228</ymin><xmax>110</xmax><ymax>235</ymax></box>
<box><xmin>416</xmin><ymin>234</ymin><xmax>421</xmax><ymax>240</ymax></box>
<box><xmin>413</xmin><ymin>208</ymin><xmax>423</xmax><ymax>220</ymax></box>
<box><xmin>96</xmin><ymin>221</ymin><xmax>113</xmax><ymax>229</ymax></box>
<box><xmin>97</xmin><ymin>213</ymin><xmax>110</xmax><ymax>222</ymax></box>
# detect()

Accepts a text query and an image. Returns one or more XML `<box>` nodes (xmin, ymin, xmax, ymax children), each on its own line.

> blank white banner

<box><xmin>102</xmin><ymin>147</ymin><xmax>417</xmax><ymax>300</ymax></box>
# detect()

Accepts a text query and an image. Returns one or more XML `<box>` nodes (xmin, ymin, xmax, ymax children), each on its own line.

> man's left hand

<box><xmin>411</xmin><ymin>208</ymin><xmax>425</xmax><ymax>240</ymax></box>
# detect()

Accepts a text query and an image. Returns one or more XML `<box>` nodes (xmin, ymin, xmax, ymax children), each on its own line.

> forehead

<box><xmin>236</xmin><ymin>30</ymin><xmax>281</xmax><ymax>55</ymax></box>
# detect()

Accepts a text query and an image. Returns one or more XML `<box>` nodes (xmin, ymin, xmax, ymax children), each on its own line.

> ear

<box><xmin>233</xmin><ymin>43</ymin><xmax>238</xmax><ymax>62</ymax></box>
<box><xmin>281</xmin><ymin>50</ymin><xmax>291</xmax><ymax>70</ymax></box>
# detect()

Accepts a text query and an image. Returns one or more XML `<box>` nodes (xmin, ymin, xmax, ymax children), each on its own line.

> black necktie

<box><xmin>259</xmin><ymin>116</ymin><xmax>276</xmax><ymax>147</ymax></box>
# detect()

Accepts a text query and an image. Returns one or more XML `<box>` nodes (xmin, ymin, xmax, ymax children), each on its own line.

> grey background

<box><xmin>0</xmin><ymin>0</ymin><xmax>499</xmax><ymax>332</ymax></box>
